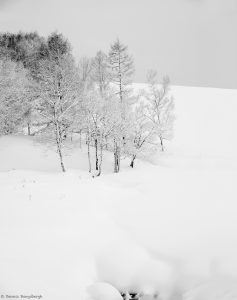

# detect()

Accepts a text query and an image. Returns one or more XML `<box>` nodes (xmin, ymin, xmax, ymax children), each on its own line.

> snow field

<box><xmin>1</xmin><ymin>85</ymin><xmax>237</xmax><ymax>299</ymax></box>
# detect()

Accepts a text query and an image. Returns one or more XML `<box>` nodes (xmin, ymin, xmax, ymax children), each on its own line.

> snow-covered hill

<box><xmin>1</xmin><ymin>85</ymin><xmax>237</xmax><ymax>300</ymax></box>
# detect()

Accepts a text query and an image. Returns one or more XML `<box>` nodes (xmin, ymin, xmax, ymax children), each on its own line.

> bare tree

<box><xmin>78</xmin><ymin>56</ymin><xmax>93</xmax><ymax>92</ymax></box>
<box><xmin>35</xmin><ymin>54</ymin><xmax>80</xmax><ymax>172</ymax></box>
<box><xmin>126</xmin><ymin>102</ymin><xmax>155</xmax><ymax>168</ymax></box>
<box><xmin>88</xmin><ymin>50</ymin><xmax>112</xmax><ymax>172</ymax></box>
<box><xmin>108</xmin><ymin>39</ymin><xmax>134</xmax><ymax>172</ymax></box>
<box><xmin>97</xmin><ymin>90</ymin><xmax>123</xmax><ymax>176</ymax></box>
<box><xmin>145</xmin><ymin>70</ymin><xmax>175</xmax><ymax>152</ymax></box>
<box><xmin>91</xmin><ymin>50</ymin><xmax>111</xmax><ymax>96</ymax></box>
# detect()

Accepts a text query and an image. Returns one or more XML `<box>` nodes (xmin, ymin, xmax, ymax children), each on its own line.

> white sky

<box><xmin>0</xmin><ymin>0</ymin><xmax>236</xmax><ymax>89</ymax></box>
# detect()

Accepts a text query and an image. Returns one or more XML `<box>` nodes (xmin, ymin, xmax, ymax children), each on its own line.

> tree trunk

<box><xmin>95</xmin><ymin>138</ymin><xmax>98</xmax><ymax>171</ymax></box>
<box><xmin>114</xmin><ymin>152</ymin><xmax>118</xmax><ymax>173</ymax></box>
<box><xmin>114</xmin><ymin>139</ymin><xmax>119</xmax><ymax>173</ymax></box>
<box><xmin>117</xmin><ymin>146</ymin><xmax>120</xmax><ymax>172</ymax></box>
<box><xmin>97</xmin><ymin>140</ymin><xmax>103</xmax><ymax>176</ymax></box>
<box><xmin>87</xmin><ymin>134</ymin><xmax>92</xmax><ymax>173</ymax></box>
<box><xmin>105</xmin><ymin>136</ymin><xmax>108</xmax><ymax>150</ymax></box>
<box><xmin>79</xmin><ymin>130</ymin><xmax>82</xmax><ymax>148</ymax></box>
<box><xmin>27</xmin><ymin>123</ymin><xmax>31</xmax><ymax>136</ymax></box>
<box><xmin>57</xmin><ymin>143</ymin><xmax>66</xmax><ymax>172</ymax></box>
<box><xmin>160</xmin><ymin>136</ymin><xmax>164</xmax><ymax>151</ymax></box>
<box><xmin>130</xmin><ymin>155</ymin><xmax>136</xmax><ymax>168</ymax></box>
<box><xmin>55</xmin><ymin>123</ymin><xmax>66</xmax><ymax>172</ymax></box>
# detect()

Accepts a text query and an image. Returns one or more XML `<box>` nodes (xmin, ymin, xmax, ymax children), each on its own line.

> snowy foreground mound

<box><xmin>1</xmin><ymin>85</ymin><xmax>237</xmax><ymax>300</ymax></box>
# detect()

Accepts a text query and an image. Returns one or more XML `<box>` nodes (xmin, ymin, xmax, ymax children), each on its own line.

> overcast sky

<box><xmin>0</xmin><ymin>0</ymin><xmax>236</xmax><ymax>89</ymax></box>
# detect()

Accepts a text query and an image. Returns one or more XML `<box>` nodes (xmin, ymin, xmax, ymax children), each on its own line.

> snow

<box><xmin>1</xmin><ymin>85</ymin><xmax>237</xmax><ymax>300</ymax></box>
<box><xmin>184</xmin><ymin>276</ymin><xmax>237</xmax><ymax>300</ymax></box>
<box><xmin>86</xmin><ymin>282</ymin><xmax>124</xmax><ymax>300</ymax></box>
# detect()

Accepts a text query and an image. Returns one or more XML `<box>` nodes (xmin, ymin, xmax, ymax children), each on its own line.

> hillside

<box><xmin>0</xmin><ymin>85</ymin><xmax>237</xmax><ymax>300</ymax></box>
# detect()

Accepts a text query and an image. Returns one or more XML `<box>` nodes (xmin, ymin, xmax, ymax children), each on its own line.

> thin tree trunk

<box><xmin>79</xmin><ymin>130</ymin><xmax>82</xmax><ymax>148</ymax></box>
<box><xmin>105</xmin><ymin>136</ymin><xmax>108</xmax><ymax>150</ymax></box>
<box><xmin>97</xmin><ymin>140</ymin><xmax>103</xmax><ymax>176</ymax></box>
<box><xmin>130</xmin><ymin>154</ymin><xmax>136</xmax><ymax>168</ymax></box>
<box><xmin>160</xmin><ymin>136</ymin><xmax>164</xmax><ymax>151</ymax></box>
<box><xmin>87</xmin><ymin>134</ymin><xmax>92</xmax><ymax>173</ymax></box>
<box><xmin>57</xmin><ymin>143</ymin><xmax>66</xmax><ymax>172</ymax></box>
<box><xmin>114</xmin><ymin>152</ymin><xmax>118</xmax><ymax>173</ymax></box>
<box><xmin>55</xmin><ymin>123</ymin><xmax>66</xmax><ymax>172</ymax></box>
<box><xmin>95</xmin><ymin>138</ymin><xmax>98</xmax><ymax>171</ymax></box>
<box><xmin>117</xmin><ymin>146</ymin><xmax>120</xmax><ymax>172</ymax></box>
<box><xmin>27</xmin><ymin>123</ymin><xmax>31</xmax><ymax>136</ymax></box>
<box><xmin>114</xmin><ymin>139</ymin><xmax>118</xmax><ymax>173</ymax></box>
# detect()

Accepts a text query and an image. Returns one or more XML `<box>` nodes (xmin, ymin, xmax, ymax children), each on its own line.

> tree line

<box><xmin>0</xmin><ymin>32</ymin><xmax>175</xmax><ymax>175</ymax></box>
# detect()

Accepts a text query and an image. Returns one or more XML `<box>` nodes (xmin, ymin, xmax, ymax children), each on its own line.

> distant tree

<box><xmin>47</xmin><ymin>32</ymin><xmax>71</xmax><ymax>60</ymax></box>
<box><xmin>0</xmin><ymin>32</ymin><xmax>44</xmax><ymax>68</ymax></box>
<box><xmin>0</xmin><ymin>59</ymin><xmax>31</xmax><ymax>135</ymax></box>
<box><xmin>78</xmin><ymin>56</ymin><xmax>93</xmax><ymax>93</ymax></box>
<box><xmin>26</xmin><ymin>32</ymin><xmax>70</xmax><ymax>80</ymax></box>
<box><xmin>91</xmin><ymin>51</ymin><xmax>111</xmax><ymax>95</ymax></box>
<box><xmin>108</xmin><ymin>39</ymin><xmax>134</xmax><ymax>104</ymax></box>
<box><xmin>145</xmin><ymin>70</ymin><xmax>175</xmax><ymax>151</ymax></box>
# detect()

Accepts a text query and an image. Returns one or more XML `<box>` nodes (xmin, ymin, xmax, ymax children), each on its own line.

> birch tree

<box><xmin>35</xmin><ymin>54</ymin><xmax>80</xmax><ymax>172</ymax></box>
<box><xmin>86</xmin><ymin>51</ymin><xmax>112</xmax><ymax>171</ymax></box>
<box><xmin>98</xmin><ymin>90</ymin><xmax>123</xmax><ymax>175</ymax></box>
<box><xmin>126</xmin><ymin>102</ymin><xmax>155</xmax><ymax>168</ymax></box>
<box><xmin>145</xmin><ymin>70</ymin><xmax>175</xmax><ymax>151</ymax></box>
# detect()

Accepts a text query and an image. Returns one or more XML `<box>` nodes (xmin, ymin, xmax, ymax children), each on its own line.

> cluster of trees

<box><xmin>0</xmin><ymin>32</ymin><xmax>175</xmax><ymax>175</ymax></box>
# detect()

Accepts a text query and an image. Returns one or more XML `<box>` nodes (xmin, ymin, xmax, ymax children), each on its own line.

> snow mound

<box><xmin>86</xmin><ymin>282</ymin><xmax>123</xmax><ymax>300</ymax></box>
<box><xmin>95</xmin><ymin>242</ymin><xmax>175</xmax><ymax>295</ymax></box>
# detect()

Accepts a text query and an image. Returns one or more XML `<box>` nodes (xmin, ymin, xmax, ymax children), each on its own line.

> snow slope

<box><xmin>0</xmin><ymin>85</ymin><xmax>237</xmax><ymax>300</ymax></box>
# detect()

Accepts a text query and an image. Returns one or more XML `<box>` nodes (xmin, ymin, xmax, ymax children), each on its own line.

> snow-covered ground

<box><xmin>1</xmin><ymin>85</ymin><xmax>237</xmax><ymax>300</ymax></box>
